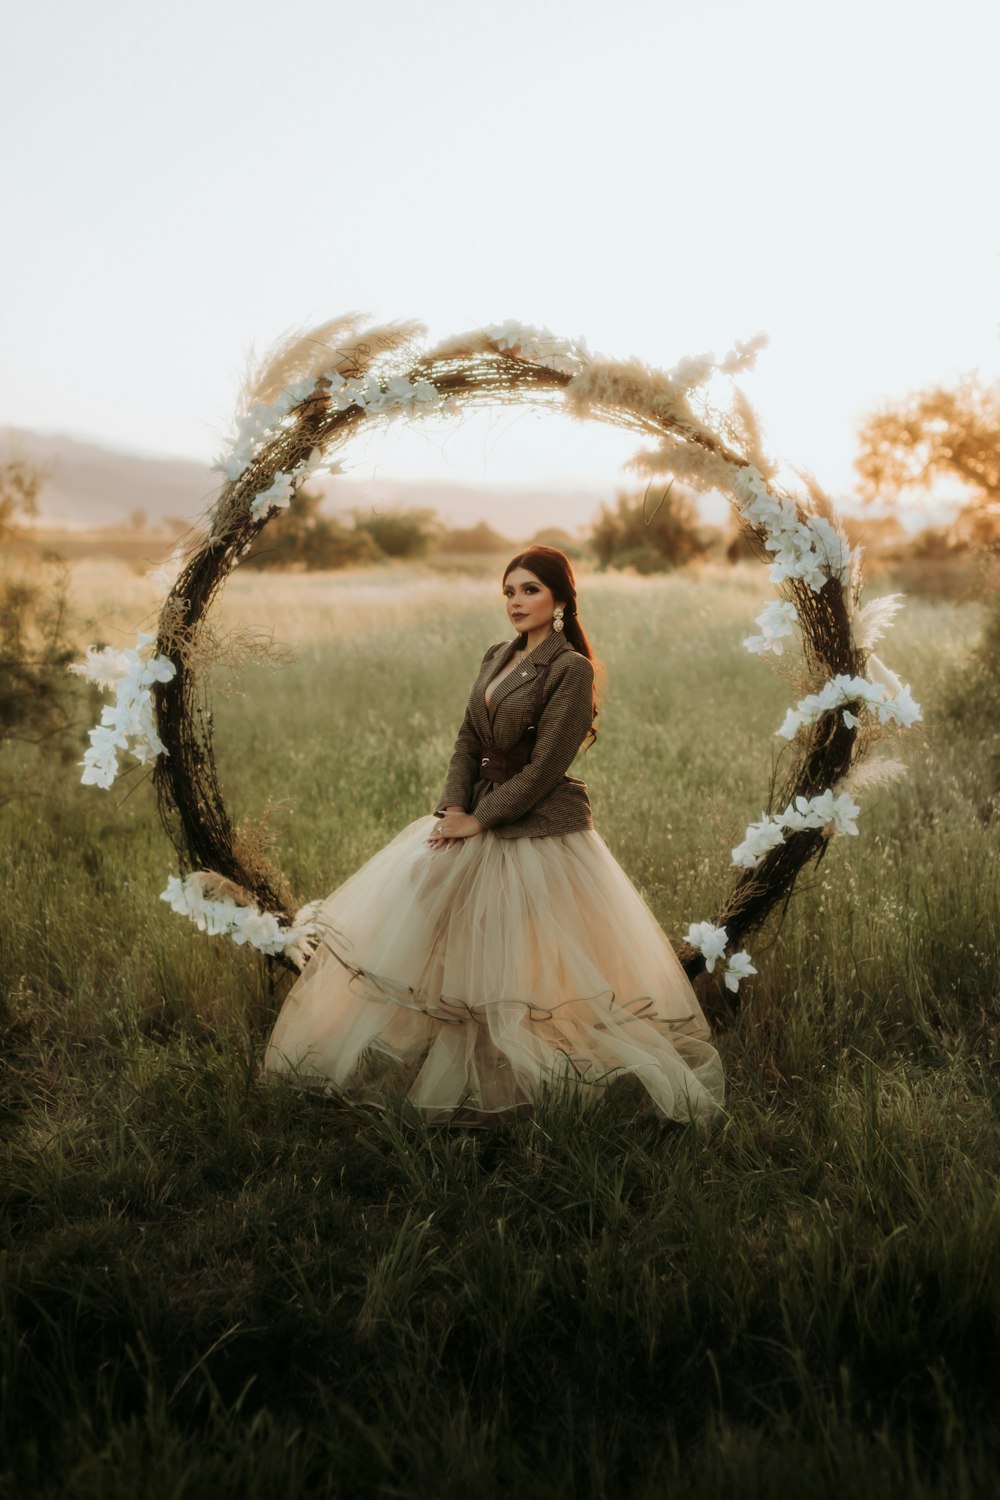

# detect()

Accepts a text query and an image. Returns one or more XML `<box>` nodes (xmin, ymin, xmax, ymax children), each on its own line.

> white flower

<box><xmin>778</xmin><ymin>707</ymin><xmax>805</xmax><ymax>740</ymax></box>
<box><xmin>364</xmin><ymin>375</ymin><xmax>442</xmax><ymax>418</ymax></box>
<box><xmin>231</xmin><ymin>909</ymin><xmax>279</xmax><ymax>948</ymax></box>
<box><xmin>79</xmin><ymin>738</ymin><xmax>120</xmax><ymax>788</ymax></box>
<box><xmin>410</xmin><ymin>377</ymin><xmax>440</xmax><ymax>405</ymax></box>
<box><xmin>159</xmin><ymin>872</ymin><xmax>309</xmax><ymax>958</ymax></box>
<box><xmin>328</xmin><ymin>376</ymin><xmax>367</xmax><ymax>413</ymax></box>
<box><xmin>486</xmin><ymin>320</ymin><xmax>523</xmax><ymax>350</ymax></box>
<box><xmin>211</xmin><ymin>383</ymin><xmax>319</xmax><ymax>490</ymax></box>
<box><xmin>731</xmin><ymin>786</ymin><xmax>862</xmax><ymax>869</ymax></box>
<box><xmin>381</xmin><ymin>375</ymin><xmax>418</xmax><ymax>408</ymax></box>
<box><xmin>734</xmin><ymin>466</ymin><xmax>857</xmax><ymax>593</ymax></box>
<box><xmin>723</xmin><ymin>951</ymin><xmax>757</xmax><ymax>992</ymax></box>
<box><xmin>683</xmin><ymin>920</ymin><xmax>729</xmax><ymax>973</ymax></box>
<box><xmin>212</xmin><ymin>448</ymin><xmax>255</xmax><ymax>482</ymax></box>
<box><xmin>282</xmin><ymin>376</ymin><xmax>318</xmax><ymax>409</ymax></box>
<box><xmin>784</xmin><ymin>792</ymin><xmax>834</xmax><ymax>829</ymax></box>
<box><xmin>74</xmin><ymin>630</ymin><xmax>176</xmax><ymax>788</ymax></box>
<box><xmin>250</xmin><ymin>471</ymin><xmax>295</xmax><ymax>519</ymax></box>
<box><xmin>743</xmin><ymin>598</ymin><xmax>798</xmax><ymax>656</ymax></box>
<box><xmin>144</xmin><ymin>654</ymin><xmax>177</xmax><ymax>685</ymax></box>
<box><xmin>731</xmin><ymin>814</ymin><xmax>787</xmax><ymax>868</ymax></box>
<box><xmin>878</xmin><ymin>680</ymin><xmax>922</xmax><ymax>729</ymax></box>
<box><xmin>828</xmin><ymin>792</ymin><xmax>861</xmax><ymax>835</ymax></box>
<box><xmin>777</xmin><ymin>789</ymin><xmax>861</xmax><ymax>838</ymax></box>
<box><xmin>732</xmin><ymin>464</ymin><xmax>765</xmax><ymax>505</ymax></box>
<box><xmin>775</xmin><ymin>667</ymin><xmax>920</xmax><ymax>744</ymax></box>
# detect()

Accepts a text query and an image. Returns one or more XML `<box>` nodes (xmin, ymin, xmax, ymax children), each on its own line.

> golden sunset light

<box><xmin>3</xmin><ymin>7</ymin><xmax>1000</xmax><ymax>1493</ymax></box>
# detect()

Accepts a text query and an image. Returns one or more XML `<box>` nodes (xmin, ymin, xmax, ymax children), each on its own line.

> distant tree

<box><xmin>859</xmin><ymin>373</ymin><xmax>1000</xmax><ymax>794</ymax></box>
<box><xmin>840</xmin><ymin>513</ymin><xmax>907</xmax><ymax>554</ymax></box>
<box><xmin>855</xmin><ymin>373</ymin><xmax>1000</xmax><ymax>548</ymax></box>
<box><xmin>0</xmin><ymin>456</ymin><xmax>43</xmax><ymax>536</ymax></box>
<box><xmin>590</xmin><ymin>482</ymin><xmax>711</xmax><ymax>573</ymax></box>
<box><xmin>240</xmin><ymin>485</ymin><xmax>384</xmax><ymax>571</ymax></box>
<box><xmin>0</xmin><ymin>460</ymin><xmax>79</xmax><ymax>769</ymax></box>
<box><xmin>526</xmin><ymin>526</ymin><xmax>586</xmax><ymax>558</ymax></box>
<box><xmin>352</xmin><ymin>506</ymin><xmax>439</xmax><ymax>559</ymax></box>
<box><xmin>128</xmin><ymin>508</ymin><xmax>148</xmax><ymax>532</ymax></box>
<box><xmin>438</xmin><ymin>521</ymin><xmax>513</xmax><ymax>554</ymax></box>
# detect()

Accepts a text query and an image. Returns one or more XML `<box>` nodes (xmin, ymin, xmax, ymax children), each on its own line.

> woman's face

<box><xmin>502</xmin><ymin>567</ymin><xmax>561</xmax><ymax>636</ymax></box>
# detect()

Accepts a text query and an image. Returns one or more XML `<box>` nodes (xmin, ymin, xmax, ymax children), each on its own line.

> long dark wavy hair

<box><xmin>502</xmin><ymin>545</ymin><xmax>602</xmax><ymax>745</ymax></box>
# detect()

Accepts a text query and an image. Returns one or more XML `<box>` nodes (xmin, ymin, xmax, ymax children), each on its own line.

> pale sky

<box><xmin>3</xmin><ymin>0</ymin><xmax>999</xmax><ymax>512</ymax></box>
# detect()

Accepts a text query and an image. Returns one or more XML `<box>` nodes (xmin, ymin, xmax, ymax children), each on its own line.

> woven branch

<box><xmin>152</xmin><ymin>325</ymin><xmax>873</xmax><ymax>986</ymax></box>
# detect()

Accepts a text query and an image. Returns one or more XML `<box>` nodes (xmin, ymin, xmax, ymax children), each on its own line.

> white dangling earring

<box><xmin>552</xmin><ymin>607</ymin><xmax>564</xmax><ymax>633</ymax></box>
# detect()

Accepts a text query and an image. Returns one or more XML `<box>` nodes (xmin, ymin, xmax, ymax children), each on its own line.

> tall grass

<box><xmin>1</xmin><ymin>562</ymin><xmax>998</xmax><ymax>1498</ymax></box>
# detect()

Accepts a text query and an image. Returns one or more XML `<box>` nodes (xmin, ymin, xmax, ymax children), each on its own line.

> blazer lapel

<box><xmin>484</xmin><ymin>631</ymin><xmax>570</xmax><ymax>727</ymax></box>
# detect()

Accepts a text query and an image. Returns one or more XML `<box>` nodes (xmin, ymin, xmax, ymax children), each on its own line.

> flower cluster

<box><xmin>722</xmin><ymin>460</ymin><xmax>921</xmax><ymax>988</ymax></box>
<box><xmin>160</xmin><ymin>872</ymin><xmax>316</xmax><ymax>964</ymax></box>
<box><xmin>235</xmin><ymin>374</ymin><xmax>444</xmax><ymax>523</ymax></box>
<box><xmin>249</xmin><ymin>469</ymin><xmax>297</xmax><ymax>520</ymax></box>
<box><xmin>777</xmin><ymin>672</ymin><xmax>922</xmax><ymax>741</ymax></box>
<box><xmin>212</xmin><ymin>377</ymin><xmax>319</xmax><ymax>484</ymax></box>
<box><xmin>743</xmin><ymin>598</ymin><xmax>798</xmax><ymax>657</ymax></box>
<box><xmin>731</xmin><ymin>788</ymin><xmax>861</xmax><ymax>869</ymax></box>
<box><xmin>484</xmin><ymin>321</ymin><xmax>590</xmax><ymax>376</ymax></box>
<box><xmin>733</xmin><ymin>465</ymin><xmax>855</xmax><ymax>592</ymax></box>
<box><xmin>683</xmin><ymin>921</ymin><xmax>758</xmax><ymax>993</ymax></box>
<box><xmin>323</xmin><ymin>370</ymin><xmax>441</xmax><ymax>419</ymax></box>
<box><xmin>70</xmin><ymin>631</ymin><xmax>176</xmax><ymax>789</ymax></box>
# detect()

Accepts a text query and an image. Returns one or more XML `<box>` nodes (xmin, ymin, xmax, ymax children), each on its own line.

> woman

<box><xmin>262</xmin><ymin>547</ymin><xmax>724</xmax><ymax>1126</ymax></box>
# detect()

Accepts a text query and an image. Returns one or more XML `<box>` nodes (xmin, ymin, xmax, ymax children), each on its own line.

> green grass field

<box><xmin>2</xmin><ymin>562</ymin><xmax>999</xmax><ymax>1498</ymax></box>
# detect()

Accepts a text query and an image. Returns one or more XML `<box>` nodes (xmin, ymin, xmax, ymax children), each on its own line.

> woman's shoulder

<box><xmin>552</xmin><ymin>645</ymin><xmax>594</xmax><ymax>679</ymax></box>
<box><xmin>480</xmin><ymin>640</ymin><xmax>511</xmax><ymax>664</ymax></box>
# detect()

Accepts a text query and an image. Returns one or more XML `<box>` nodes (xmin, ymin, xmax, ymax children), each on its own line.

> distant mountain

<box><xmin>319</xmin><ymin>476</ymin><xmax>608</xmax><ymax>539</ymax></box>
<box><xmin>0</xmin><ymin>427</ymin><xmax>613</xmax><ymax>538</ymax></box>
<box><xmin>1</xmin><ymin>428</ymin><xmax>217</xmax><ymax>530</ymax></box>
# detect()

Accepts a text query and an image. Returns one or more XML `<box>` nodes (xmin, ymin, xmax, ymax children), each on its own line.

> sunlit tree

<box><xmin>855</xmin><ymin>373</ymin><xmax>1000</xmax><ymax>547</ymax></box>
<box><xmin>0</xmin><ymin>460</ymin><xmax>79</xmax><ymax>767</ymax></box>
<box><xmin>590</xmin><ymin>482</ymin><xmax>711</xmax><ymax>573</ymax></box>
<box><xmin>858</xmin><ymin>374</ymin><xmax>1000</xmax><ymax>761</ymax></box>
<box><xmin>0</xmin><ymin>456</ymin><xmax>43</xmax><ymax>538</ymax></box>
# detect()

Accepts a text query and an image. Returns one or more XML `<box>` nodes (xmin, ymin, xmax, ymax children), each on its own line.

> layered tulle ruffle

<box><xmin>261</xmin><ymin>817</ymin><xmax>725</xmax><ymax>1126</ymax></box>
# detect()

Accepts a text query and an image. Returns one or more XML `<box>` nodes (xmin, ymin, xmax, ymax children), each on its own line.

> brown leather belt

<box><xmin>475</xmin><ymin>740</ymin><xmax>534</xmax><ymax>783</ymax></box>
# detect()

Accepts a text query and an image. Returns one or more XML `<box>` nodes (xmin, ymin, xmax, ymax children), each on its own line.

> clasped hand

<box><xmin>426</xmin><ymin>809</ymin><xmax>483</xmax><ymax>850</ymax></box>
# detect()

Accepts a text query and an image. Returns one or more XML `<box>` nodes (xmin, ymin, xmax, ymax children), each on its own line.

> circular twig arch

<box><xmin>152</xmin><ymin>316</ymin><xmax>884</xmax><ymax>985</ymax></box>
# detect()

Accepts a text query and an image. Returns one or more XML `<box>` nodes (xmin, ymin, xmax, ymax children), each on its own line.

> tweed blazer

<box><xmin>434</xmin><ymin>629</ymin><xmax>596</xmax><ymax>839</ymax></box>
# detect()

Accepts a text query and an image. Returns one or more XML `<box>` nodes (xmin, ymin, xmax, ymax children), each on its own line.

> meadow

<box><xmin>1</xmin><ymin>559</ymin><xmax>999</xmax><ymax>1498</ymax></box>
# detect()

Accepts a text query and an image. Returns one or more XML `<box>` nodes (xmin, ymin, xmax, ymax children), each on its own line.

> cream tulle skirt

<box><xmin>261</xmin><ymin>816</ymin><xmax>725</xmax><ymax>1127</ymax></box>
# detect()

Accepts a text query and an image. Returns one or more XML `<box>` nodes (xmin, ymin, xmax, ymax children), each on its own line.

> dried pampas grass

<box><xmin>853</xmin><ymin>593</ymin><xmax>906</xmax><ymax>649</ymax></box>
<box><xmin>835</xmin><ymin>757</ymin><xmax>908</xmax><ymax>798</ymax></box>
<box><xmin>241</xmin><ymin>315</ymin><xmax>426</xmax><ymax>410</ymax></box>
